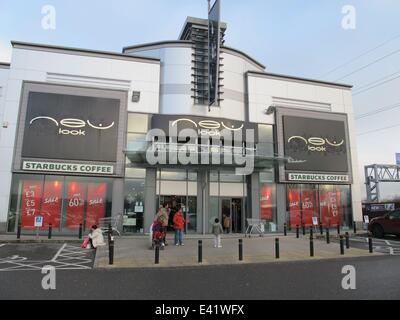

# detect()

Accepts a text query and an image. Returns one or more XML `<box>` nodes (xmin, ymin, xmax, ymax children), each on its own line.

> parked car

<box><xmin>368</xmin><ymin>210</ymin><xmax>400</xmax><ymax>238</ymax></box>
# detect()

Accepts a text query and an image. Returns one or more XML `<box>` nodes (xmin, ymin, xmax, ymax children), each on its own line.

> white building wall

<box><xmin>126</xmin><ymin>46</ymin><xmax>265</xmax><ymax>121</ymax></box>
<box><xmin>247</xmin><ymin>75</ymin><xmax>362</xmax><ymax>222</ymax></box>
<box><xmin>218</xmin><ymin>50</ymin><xmax>264</xmax><ymax>121</ymax></box>
<box><xmin>125</xmin><ymin>47</ymin><xmax>193</xmax><ymax>116</ymax></box>
<box><xmin>0</xmin><ymin>47</ymin><xmax>160</xmax><ymax>227</ymax></box>
<box><xmin>0</xmin><ymin>67</ymin><xmax>10</xmax><ymax>225</ymax></box>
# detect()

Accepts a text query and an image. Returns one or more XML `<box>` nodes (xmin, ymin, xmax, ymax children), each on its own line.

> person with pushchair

<box><xmin>155</xmin><ymin>205</ymin><xmax>169</xmax><ymax>247</ymax></box>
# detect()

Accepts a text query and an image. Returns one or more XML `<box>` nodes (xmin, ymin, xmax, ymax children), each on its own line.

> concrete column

<box><xmin>250</xmin><ymin>172</ymin><xmax>260</xmax><ymax>220</ymax></box>
<box><xmin>144</xmin><ymin>168</ymin><xmax>157</xmax><ymax>233</ymax></box>
<box><xmin>276</xmin><ymin>183</ymin><xmax>287</xmax><ymax>232</ymax></box>
<box><xmin>111</xmin><ymin>178</ymin><xmax>124</xmax><ymax>233</ymax></box>
<box><xmin>197</xmin><ymin>170</ymin><xmax>209</xmax><ymax>234</ymax></box>
<box><xmin>111</xmin><ymin>178</ymin><xmax>124</xmax><ymax>223</ymax></box>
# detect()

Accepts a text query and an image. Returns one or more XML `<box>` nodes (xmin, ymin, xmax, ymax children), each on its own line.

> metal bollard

<box><xmin>340</xmin><ymin>235</ymin><xmax>344</xmax><ymax>255</ymax></box>
<box><xmin>109</xmin><ymin>236</ymin><xmax>114</xmax><ymax>265</ymax></box>
<box><xmin>239</xmin><ymin>239</ymin><xmax>243</xmax><ymax>261</ymax></box>
<box><xmin>284</xmin><ymin>224</ymin><xmax>287</xmax><ymax>236</ymax></box>
<box><xmin>345</xmin><ymin>232</ymin><xmax>350</xmax><ymax>249</ymax></box>
<box><xmin>108</xmin><ymin>224</ymin><xmax>112</xmax><ymax>242</ymax></box>
<box><xmin>296</xmin><ymin>225</ymin><xmax>299</xmax><ymax>238</ymax></box>
<box><xmin>368</xmin><ymin>235</ymin><xmax>373</xmax><ymax>253</ymax></box>
<box><xmin>198</xmin><ymin>240</ymin><xmax>202</xmax><ymax>263</ymax></box>
<box><xmin>48</xmin><ymin>224</ymin><xmax>52</xmax><ymax>239</ymax></box>
<box><xmin>155</xmin><ymin>244</ymin><xmax>160</xmax><ymax>264</ymax></box>
<box><xmin>78</xmin><ymin>224</ymin><xmax>83</xmax><ymax>239</ymax></box>
<box><xmin>319</xmin><ymin>224</ymin><xmax>323</xmax><ymax>235</ymax></box>
<box><xmin>337</xmin><ymin>224</ymin><xmax>341</xmax><ymax>235</ymax></box>
<box><xmin>275</xmin><ymin>238</ymin><xmax>280</xmax><ymax>259</ymax></box>
<box><xmin>310</xmin><ymin>227</ymin><xmax>313</xmax><ymax>238</ymax></box>
<box><xmin>17</xmin><ymin>223</ymin><xmax>21</xmax><ymax>239</ymax></box>
<box><xmin>302</xmin><ymin>225</ymin><xmax>306</xmax><ymax>236</ymax></box>
<box><xmin>326</xmin><ymin>228</ymin><xmax>330</xmax><ymax>244</ymax></box>
<box><xmin>353</xmin><ymin>222</ymin><xmax>357</xmax><ymax>234</ymax></box>
<box><xmin>310</xmin><ymin>236</ymin><xmax>314</xmax><ymax>257</ymax></box>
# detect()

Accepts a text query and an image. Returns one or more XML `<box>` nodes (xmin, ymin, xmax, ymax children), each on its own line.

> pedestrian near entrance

<box><xmin>173</xmin><ymin>208</ymin><xmax>185</xmax><ymax>246</ymax></box>
<box><xmin>212</xmin><ymin>218</ymin><xmax>224</xmax><ymax>248</ymax></box>
<box><xmin>223</xmin><ymin>214</ymin><xmax>231</xmax><ymax>234</ymax></box>
<box><xmin>88</xmin><ymin>225</ymin><xmax>105</xmax><ymax>249</ymax></box>
<box><xmin>155</xmin><ymin>206</ymin><xmax>169</xmax><ymax>246</ymax></box>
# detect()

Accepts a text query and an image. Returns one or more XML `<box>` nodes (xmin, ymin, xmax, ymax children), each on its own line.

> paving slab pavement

<box><xmin>95</xmin><ymin>234</ymin><xmax>381</xmax><ymax>269</ymax></box>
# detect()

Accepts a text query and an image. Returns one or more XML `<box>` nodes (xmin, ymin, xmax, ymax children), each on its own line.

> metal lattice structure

<box><xmin>180</xmin><ymin>18</ymin><xmax>225</xmax><ymax>105</ymax></box>
<box><xmin>365</xmin><ymin>164</ymin><xmax>400</xmax><ymax>202</ymax></box>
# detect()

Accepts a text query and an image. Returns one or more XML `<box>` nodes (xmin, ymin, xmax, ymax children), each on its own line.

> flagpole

<box><xmin>207</xmin><ymin>0</ymin><xmax>211</xmax><ymax>112</ymax></box>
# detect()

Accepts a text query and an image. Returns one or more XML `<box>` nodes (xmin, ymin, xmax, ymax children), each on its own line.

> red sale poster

<box><xmin>320</xmin><ymin>190</ymin><xmax>330</xmax><ymax>227</ymax></box>
<box><xmin>288</xmin><ymin>188</ymin><xmax>301</xmax><ymax>227</ymax></box>
<box><xmin>20</xmin><ymin>181</ymin><xmax>43</xmax><ymax>229</ymax></box>
<box><xmin>320</xmin><ymin>190</ymin><xmax>342</xmax><ymax>227</ymax></box>
<box><xmin>260</xmin><ymin>185</ymin><xmax>273</xmax><ymax>221</ymax></box>
<box><xmin>329</xmin><ymin>191</ymin><xmax>341</xmax><ymax>226</ymax></box>
<box><xmin>301</xmin><ymin>190</ymin><xmax>315</xmax><ymax>227</ymax></box>
<box><xmin>40</xmin><ymin>180</ymin><xmax>63</xmax><ymax>229</ymax></box>
<box><xmin>66</xmin><ymin>182</ymin><xmax>87</xmax><ymax>229</ymax></box>
<box><xmin>85</xmin><ymin>183</ymin><xmax>106</xmax><ymax>229</ymax></box>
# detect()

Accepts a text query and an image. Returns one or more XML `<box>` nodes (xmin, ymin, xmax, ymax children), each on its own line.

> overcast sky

<box><xmin>1</xmin><ymin>0</ymin><xmax>400</xmax><ymax>200</ymax></box>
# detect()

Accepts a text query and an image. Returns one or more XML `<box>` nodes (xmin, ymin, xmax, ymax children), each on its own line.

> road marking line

<box><xmin>51</xmin><ymin>243</ymin><xmax>67</xmax><ymax>262</ymax></box>
<box><xmin>0</xmin><ymin>244</ymin><xmax>93</xmax><ymax>272</ymax></box>
<box><xmin>0</xmin><ymin>244</ymin><xmax>5</xmax><ymax>248</ymax></box>
<box><xmin>0</xmin><ymin>261</ymin><xmax>43</xmax><ymax>271</ymax></box>
<box><xmin>385</xmin><ymin>240</ymin><xmax>391</xmax><ymax>246</ymax></box>
<box><xmin>389</xmin><ymin>247</ymin><xmax>394</xmax><ymax>255</ymax></box>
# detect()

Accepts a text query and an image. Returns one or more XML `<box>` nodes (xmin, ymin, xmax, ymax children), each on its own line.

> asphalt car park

<box><xmin>0</xmin><ymin>243</ymin><xmax>95</xmax><ymax>271</ymax></box>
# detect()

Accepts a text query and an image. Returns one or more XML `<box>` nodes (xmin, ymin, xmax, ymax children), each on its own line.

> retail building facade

<box><xmin>0</xmin><ymin>17</ymin><xmax>362</xmax><ymax>235</ymax></box>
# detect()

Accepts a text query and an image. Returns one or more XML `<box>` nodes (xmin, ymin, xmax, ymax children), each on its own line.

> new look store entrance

<box><xmin>220</xmin><ymin>198</ymin><xmax>243</xmax><ymax>233</ymax></box>
<box><xmin>153</xmin><ymin>169</ymin><xmax>247</xmax><ymax>234</ymax></box>
<box><xmin>209</xmin><ymin>171</ymin><xmax>246</xmax><ymax>234</ymax></box>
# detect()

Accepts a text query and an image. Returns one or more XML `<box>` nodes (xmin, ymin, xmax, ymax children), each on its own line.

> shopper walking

<box><xmin>212</xmin><ymin>218</ymin><xmax>224</xmax><ymax>248</ymax></box>
<box><xmin>173</xmin><ymin>208</ymin><xmax>185</xmax><ymax>246</ymax></box>
<box><xmin>223</xmin><ymin>214</ymin><xmax>231</xmax><ymax>234</ymax></box>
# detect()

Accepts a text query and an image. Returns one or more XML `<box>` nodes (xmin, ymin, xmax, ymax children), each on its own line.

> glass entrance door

<box><xmin>232</xmin><ymin>198</ymin><xmax>242</xmax><ymax>233</ymax></box>
<box><xmin>221</xmin><ymin>199</ymin><xmax>231</xmax><ymax>233</ymax></box>
<box><xmin>220</xmin><ymin>198</ymin><xmax>243</xmax><ymax>234</ymax></box>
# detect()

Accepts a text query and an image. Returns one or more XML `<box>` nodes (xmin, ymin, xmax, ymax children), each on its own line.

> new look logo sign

<box><xmin>22</xmin><ymin>91</ymin><xmax>120</xmax><ymax>162</ymax></box>
<box><xmin>148</xmin><ymin>115</ymin><xmax>258</xmax><ymax>175</ymax></box>
<box><xmin>29</xmin><ymin>116</ymin><xmax>115</xmax><ymax>136</ymax></box>
<box><xmin>283</xmin><ymin>116</ymin><xmax>349</xmax><ymax>173</ymax></box>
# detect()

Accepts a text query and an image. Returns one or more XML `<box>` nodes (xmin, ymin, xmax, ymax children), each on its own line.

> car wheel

<box><xmin>372</xmin><ymin>225</ymin><xmax>384</xmax><ymax>238</ymax></box>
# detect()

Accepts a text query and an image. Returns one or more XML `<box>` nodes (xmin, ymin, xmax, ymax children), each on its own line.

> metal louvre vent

<box><xmin>182</xmin><ymin>25</ymin><xmax>225</xmax><ymax>106</ymax></box>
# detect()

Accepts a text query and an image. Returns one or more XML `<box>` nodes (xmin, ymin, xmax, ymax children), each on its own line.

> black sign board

<box><xmin>151</xmin><ymin>114</ymin><xmax>258</xmax><ymax>142</ymax></box>
<box><xmin>208</xmin><ymin>0</ymin><xmax>221</xmax><ymax>107</ymax></box>
<box><xmin>283</xmin><ymin>116</ymin><xmax>349</xmax><ymax>173</ymax></box>
<box><xmin>22</xmin><ymin>92</ymin><xmax>120</xmax><ymax>162</ymax></box>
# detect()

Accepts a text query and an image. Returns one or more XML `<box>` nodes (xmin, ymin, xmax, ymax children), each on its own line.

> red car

<box><xmin>368</xmin><ymin>211</ymin><xmax>400</xmax><ymax>238</ymax></box>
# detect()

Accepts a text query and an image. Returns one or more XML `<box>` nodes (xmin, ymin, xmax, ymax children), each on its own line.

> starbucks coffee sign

<box><xmin>22</xmin><ymin>161</ymin><xmax>114</xmax><ymax>175</ymax></box>
<box><xmin>288</xmin><ymin>173</ymin><xmax>349</xmax><ymax>183</ymax></box>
